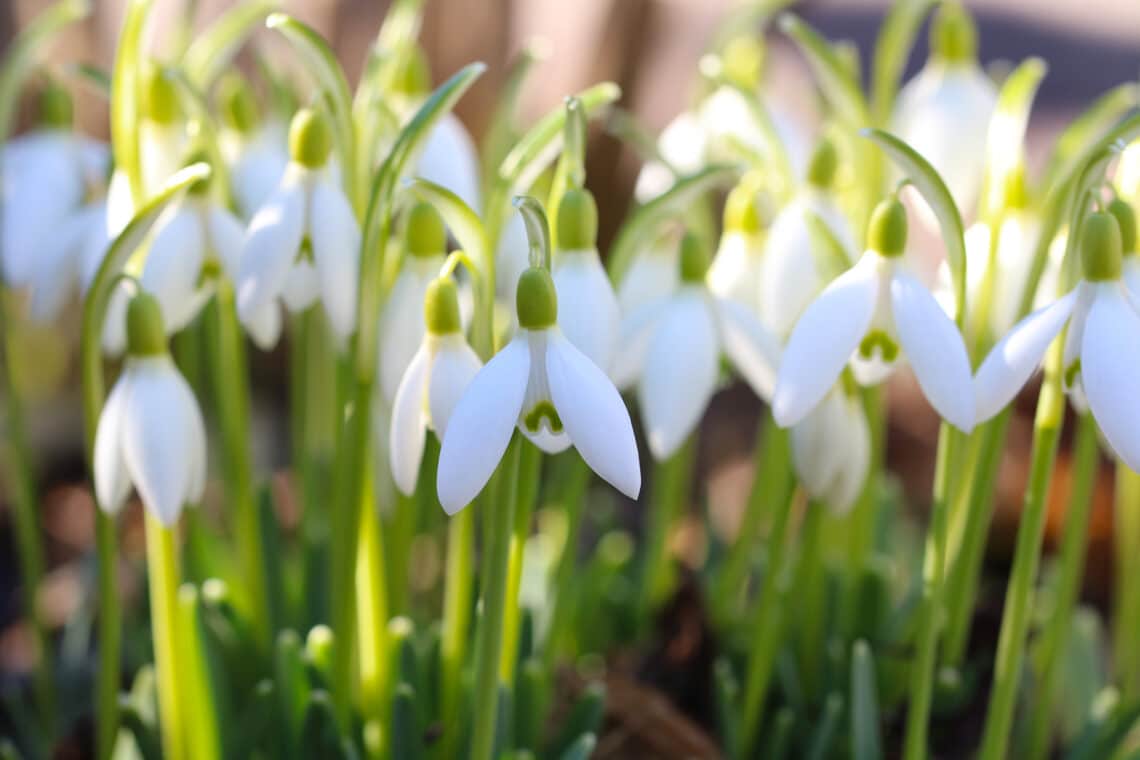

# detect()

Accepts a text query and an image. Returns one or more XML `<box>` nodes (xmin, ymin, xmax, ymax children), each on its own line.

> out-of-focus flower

<box><xmin>616</xmin><ymin>232</ymin><xmax>679</xmax><ymax>316</ymax></box>
<box><xmin>437</xmin><ymin>266</ymin><xmax>640</xmax><ymax>513</ymax></box>
<box><xmin>236</xmin><ymin>108</ymin><xmax>359</xmax><ymax>346</ymax></box>
<box><xmin>94</xmin><ymin>291</ymin><xmax>207</xmax><ymax>526</ymax></box>
<box><xmin>774</xmin><ymin>197</ymin><xmax>975</xmax><ymax>433</ymax></box>
<box><xmin>216</xmin><ymin>75</ymin><xmax>289</xmax><ymax>219</ymax></box>
<box><xmin>791</xmin><ymin>381</ymin><xmax>870</xmax><ymax>514</ymax></box>
<box><xmin>708</xmin><ymin>180</ymin><xmax>772</xmax><ymax>315</ymax></box>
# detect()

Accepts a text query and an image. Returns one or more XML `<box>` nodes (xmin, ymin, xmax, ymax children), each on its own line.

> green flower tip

<box><xmin>806</xmin><ymin>136</ymin><xmax>839</xmax><ymax>190</ymax></box>
<box><xmin>1081</xmin><ymin>211</ymin><xmax>1123</xmax><ymax>281</ymax></box>
<box><xmin>867</xmin><ymin>196</ymin><xmax>908</xmax><ymax>257</ymax></box>
<box><xmin>389</xmin><ymin>43</ymin><xmax>431</xmax><ymax>97</ymax></box>
<box><xmin>1108</xmin><ymin>197</ymin><xmax>1137</xmax><ymax>256</ymax></box>
<box><xmin>721</xmin><ymin>35</ymin><xmax>765</xmax><ymax>90</ymax></box>
<box><xmin>404</xmin><ymin>201</ymin><xmax>447</xmax><ymax>257</ymax></box>
<box><xmin>723</xmin><ymin>182</ymin><xmax>768</xmax><ymax>235</ymax></box>
<box><xmin>142</xmin><ymin>64</ymin><xmax>181</xmax><ymax>125</ymax></box>
<box><xmin>38</xmin><ymin>81</ymin><xmax>73</xmax><ymax>128</ymax></box>
<box><xmin>126</xmin><ymin>291</ymin><xmax>167</xmax><ymax>357</ymax></box>
<box><xmin>679</xmin><ymin>230</ymin><xmax>710</xmax><ymax>283</ymax></box>
<box><xmin>288</xmin><ymin>107</ymin><xmax>333</xmax><ymax>168</ymax></box>
<box><xmin>424</xmin><ymin>277</ymin><xmax>462</xmax><ymax>335</ymax></box>
<box><xmin>556</xmin><ymin>188</ymin><xmax>598</xmax><ymax>250</ymax></box>
<box><xmin>217</xmin><ymin>74</ymin><xmax>259</xmax><ymax>135</ymax></box>
<box><xmin>516</xmin><ymin>267</ymin><xmax>558</xmax><ymax>330</ymax></box>
<box><xmin>931</xmin><ymin>1</ymin><xmax>978</xmax><ymax>64</ymax></box>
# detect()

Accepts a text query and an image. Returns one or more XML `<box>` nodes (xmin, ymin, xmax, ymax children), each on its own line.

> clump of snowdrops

<box><xmin>4</xmin><ymin>0</ymin><xmax>1140</xmax><ymax>758</ymax></box>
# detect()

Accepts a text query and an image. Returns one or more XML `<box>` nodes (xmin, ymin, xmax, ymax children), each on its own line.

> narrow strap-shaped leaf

<box><xmin>807</xmin><ymin>693</ymin><xmax>845</xmax><ymax>760</ymax></box>
<box><xmin>714</xmin><ymin>658</ymin><xmax>741</xmax><ymax>759</ymax></box>
<box><xmin>183</xmin><ymin>0</ymin><xmax>277</xmax><ymax>89</ymax></box>
<box><xmin>607</xmin><ymin>165</ymin><xmax>735</xmax><ymax>283</ymax></box>
<box><xmin>482</xmin><ymin>41</ymin><xmax>547</xmax><ymax>182</ymax></box>
<box><xmin>870</xmin><ymin>0</ymin><xmax>938</xmax><ymax>127</ymax></box>
<box><xmin>275</xmin><ymin>630</ymin><xmax>310</xmax><ymax>755</ymax></box>
<box><xmin>110</xmin><ymin>0</ymin><xmax>152</xmax><ymax>204</ymax></box>
<box><xmin>761</xmin><ymin>707</ymin><xmax>796</xmax><ymax>760</ymax></box>
<box><xmin>166</xmin><ymin>66</ymin><xmax>234</xmax><ymax>207</ymax></box>
<box><xmin>780</xmin><ymin>14</ymin><xmax>869</xmax><ymax>127</ymax></box>
<box><xmin>805</xmin><ymin>209</ymin><xmax>855</xmax><ymax>281</ymax></box>
<box><xmin>980</xmin><ymin>57</ymin><xmax>1047</xmax><ymax>219</ymax></box>
<box><xmin>557</xmin><ymin>734</ymin><xmax>597</xmax><ymax>760</ymax></box>
<box><xmin>390</xmin><ymin>683</ymin><xmax>425</xmax><ymax>760</ymax></box>
<box><xmin>544</xmin><ymin>682</ymin><xmax>605</xmax><ymax>758</ymax></box>
<box><xmin>1043</xmin><ymin>82</ymin><xmax>1140</xmax><ymax>190</ymax></box>
<box><xmin>850</xmin><ymin>640</ymin><xmax>883</xmax><ymax>760</ymax></box>
<box><xmin>862</xmin><ymin>127</ymin><xmax>967</xmax><ymax>327</ymax></box>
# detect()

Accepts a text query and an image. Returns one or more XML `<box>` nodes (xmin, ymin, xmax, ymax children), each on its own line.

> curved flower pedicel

<box><xmin>236</xmin><ymin>107</ymin><xmax>360</xmax><ymax>346</ymax></box>
<box><xmin>94</xmin><ymin>291</ymin><xmax>207</xmax><ymax>527</ymax></box>
<box><xmin>551</xmin><ymin>188</ymin><xmax>621</xmax><ymax>371</ymax></box>
<box><xmin>378</xmin><ymin>201</ymin><xmax>449</xmax><ymax>403</ymax></box>
<box><xmin>437</xmin><ymin>265</ymin><xmax>640</xmax><ymax>514</ymax></box>
<box><xmin>760</xmin><ymin>137</ymin><xmax>856</xmax><ymax>337</ymax></box>
<box><xmin>791</xmin><ymin>381</ymin><xmax>870</xmax><ymax>514</ymax></box>
<box><xmin>974</xmin><ymin>209</ymin><xmax>1140</xmax><ymax>470</ymax></box>
<box><xmin>615</xmin><ymin>232</ymin><xmax>781</xmax><ymax>460</ymax></box>
<box><xmin>390</xmin><ymin>276</ymin><xmax>482</xmax><ymax>496</ymax></box>
<box><xmin>773</xmin><ymin>196</ymin><xmax>975</xmax><ymax>433</ymax></box>
<box><xmin>892</xmin><ymin>1</ymin><xmax>997</xmax><ymax>216</ymax></box>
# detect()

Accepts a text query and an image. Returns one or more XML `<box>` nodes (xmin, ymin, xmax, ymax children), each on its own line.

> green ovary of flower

<box><xmin>424</xmin><ymin>277</ymin><xmax>462</xmax><ymax>335</ymax></box>
<box><xmin>126</xmin><ymin>292</ymin><xmax>168</xmax><ymax>357</ymax></box>
<box><xmin>405</xmin><ymin>201</ymin><xmax>447</xmax><ymax>258</ymax></box>
<box><xmin>931</xmin><ymin>1</ymin><xmax>978</xmax><ymax>64</ymax></box>
<box><xmin>679</xmin><ymin>231</ymin><xmax>710</xmax><ymax>283</ymax></box>
<box><xmin>524</xmin><ymin>401</ymin><xmax>563</xmax><ymax>435</ymax></box>
<box><xmin>516</xmin><ymin>267</ymin><xmax>558</xmax><ymax>329</ymax></box>
<box><xmin>39</xmin><ymin>81</ymin><xmax>73</xmax><ymax>128</ymax></box>
<box><xmin>1080</xmin><ymin>211</ymin><xmax>1122</xmax><ymax>282</ymax></box>
<box><xmin>557</xmin><ymin>188</ymin><xmax>598</xmax><ymax>250</ymax></box>
<box><xmin>289</xmin><ymin>108</ymin><xmax>333</xmax><ymax>169</ymax></box>
<box><xmin>867</xmin><ymin>196</ymin><xmax>908</xmax><ymax>258</ymax></box>
<box><xmin>142</xmin><ymin>64</ymin><xmax>181</xmax><ymax>125</ymax></box>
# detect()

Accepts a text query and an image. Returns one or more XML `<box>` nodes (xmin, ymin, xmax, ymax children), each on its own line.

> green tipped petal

<box><xmin>424</xmin><ymin>277</ymin><xmax>462</xmax><ymax>335</ymax></box>
<box><xmin>516</xmin><ymin>267</ymin><xmax>558</xmax><ymax>329</ymax></box>
<box><xmin>930</xmin><ymin>1</ymin><xmax>978</xmax><ymax>64</ymax></box>
<box><xmin>867</xmin><ymin>196</ymin><xmax>907</xmax><ymax>257</ymax></box>
<box><xmin>679</xmin><ymin>231</ymin><xmax>710</xmax><ymax>283</ymax></box>
<box><xmin>126</xmin><ymin>291</ymin><xmax>168</xmax><ymax>357</ymax></box>
<box><xmin>288</xmin><ymin>107</ymin><xmax>332</xmax><ymax>168</ymax></box>
<box><xmin>1080</xmin><ymin>211</ymin><xmax>1123</xmax><ymax>281</ymax></box>
<box><xmin>556</xmin><ymin>188</ymin><xmax>598</xmax><ymax>250</ymax></box>
<box><xmin>1108</xmin><ymin>197</ymin><xmax>1137</xmax><ymax>256</ymax></box>
<box><xmin>404</xmin><ymin>201</ymin><xmax>447</xmax><ymax>258</ymax></box>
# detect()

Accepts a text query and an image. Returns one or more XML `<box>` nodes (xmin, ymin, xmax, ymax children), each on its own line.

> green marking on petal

<box><xmin>524</xmin><ymin>401</ymin><xmax>563</xmax><ymax>435</ymax></box>
<box><xmin>859</xmin><ymin>330</ymin><xmax>899</xmax><ymax>362</ymax></box>
<box><xmin>1064</xmin><ymin>359</ymin><xmax>1082</xmax><ymax>389</ymax></box>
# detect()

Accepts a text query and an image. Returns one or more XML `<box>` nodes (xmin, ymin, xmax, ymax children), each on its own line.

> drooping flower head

<box><xmin>94</xmin><ymin>290</ymin><xmax>207</xmax><ymax>526</ymax></box>
<box><xmin>615</xmin><ymin>231</ymin><xmax>781</xmax><ymax>460</ymax></box>
<box><xmin>437</xmin><ymin>199</ymin><xmax>641</xmax><ymax>514</ymax></box>
<box><xmin>892</xmin><ymin>1</ymin><xmax>997</xmax><ymax>217</ymax></box>
<box><xmin>138</xmin><ymin>64</ymin><xmax>190</xmax><ymax>198</ymax></box>
<box><xmin>791</xmin><ymin>377</ymin><xmax>870</xmax><ymax>515</ymax></box>
<box><xmin>975</xmin><ymin>209</ymin><xmax>1140</xmax><ymax>470</ymax></box>
<box><xmin>774</xmin><ymin>195</ymin><xmax>975</xmax><ymax>433</ymax></box>
<box><xmin>236</xmin><ymin>107</ymin><xmax>360</xmax><ymax>346</ymax></box>
<box><xmin>390</xmin><ymin>275</ymin><xmax>483</xmax><ymax>495</ymax></box>
<box><xmin>217</xmin><ymin>74</ymin><xmax>289</xmax><ymax>219</ymax></box>
<box><xmin>707</xmin><ymin>177</ymin><xmax>772</xmax><ymax>315</ymax></box>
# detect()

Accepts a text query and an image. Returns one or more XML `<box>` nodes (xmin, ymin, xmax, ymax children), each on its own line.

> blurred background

<box><xmin>1</xmin><ymin>0</ymin><xmax>1138</xmax><ymax>689</ymax></box>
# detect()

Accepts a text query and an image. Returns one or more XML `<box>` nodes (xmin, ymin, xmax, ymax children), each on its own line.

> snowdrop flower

<box><xmin>140</xmin><ymin>167</ymin><xmax>280</xmax><ymax>348</ymax></box>
<box><xmin>437</xmin><ymin>264</ymin><xmax>641</xmax><ymax>513</ymax></box>
<box><xmin>551</xmin><ymin>188</ymin><xmax>621</xmax><ymax>371</ymax></box>
<box><xmin>390</xmin><ymin>276</ymin><xmax>482</xmax><ymax>495</ymax></box>
<box><xmin>974</xmin><ymin>210</ymin><xmax>1140</xmax><ymax>470</ymax></box>
<box><xmin>791</xmin><ymin>381</ymin><xmax>870</xmax><ymax>514</ymax></box>
<box><xmin>760</xmin><ymin>138</ymin><xmax>856</xmax><ymax>338</ymax></box>
<box><xmin>616</xmin><ymin>232</ymin><xmax>679</xmax><ymax>316</ymax></box>
<box><xmin>217</xmin><ymin>75</ymin><xmax>288</xmax><ymax>219</ymax></box>
<box><xmin>94</xmin><ymin>291</ymin><xmax>207</xmax><ymax>526</ymax></box>
<box><xmin>2</xmin><ymin>83</ymin><xmax>110</xmax><ymax>320</ymax></box>
<box><xmin>138</xmin><ymin>65</ymin><xmax>189</xmax><ymax>198</ymax></box>
<box><xmin>378</xmin><ymin>202</ymin><xmax>448</xmax><ymax>403</ymax></box>
<box><xmin>773</xmin><ymin>196</ymin><xmax>975</xmax><ymax>433</ymax></box>
<box><xmin>707</xmin><ymin>180</ymin><xmax>771</xmax><ymax>314</ymax></box>
<box><xmin>236</xmin><ymin>107</ymin><xmax>359</xmax><ymax>346</ymax></box>
<box><xmin>615</xmin><ymin>232</ymin><xmax>781</xmax><ymax>460</ymax></box>
<box><xmin>892</xmin><ymin>1</ymin><xmax>997</xmax><ymax>217</ymax></box>
<box><xmin>1113</xmin><ymin>198</ymin><xmax>1140</xmax><ymax>298</ymax></box>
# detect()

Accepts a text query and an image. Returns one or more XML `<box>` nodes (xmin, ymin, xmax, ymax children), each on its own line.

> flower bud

<box><xmin>1107</xmin><ymin>198</ymin><xmax>1137</xmax><ymax>256</ymax></box>
<box><xmin>288</xmin><ymin>108</ymin><xmax>333</xmax><ymax>168</ymax></box>
<box><xmin>516</xmin><ymin>266</ymin><xmax>558</xmax><ymax>329</ymax></box>
<box><xmin>38</xmin><ymin>80</ymin><xmax>73</xmax><ymax>128</ymax></box>
<box><xmin>126</xmin><ymin>291</ymin><xmax>168</xmax><ymax>357</ymax></box>
<box><xmin>556</xmin><ymin>188</ymin><xmax>598</xmax><ymax>250</ymax></box>
<box><xmin>930</xmin><ymin>1</ymin><xmax>978</xmax><ymax>64</ymax></box>
<box><xmin>806</xmin><ymin>136</ymin><xmax>839</xmax><ymax>190</ymax></box>
<box><xmin>867</xmin><ymin>196</ymin><xmax>907</xmax><ymax>258</ymax></box>
<box><xmin>404</xmin><ymin>201</ymin><xmax>447</xmax><ymax>258</ymax></box>
<box><xmin>1080</xmin><ymin>211</ymin><xmax>1123</xmax><ymax>282</ymax></box>
<box><xmin>424</xmin><ymin>277</ymin><xmax>462</xmax><ymax>335</ymax></box>
<box><xmin>679</xmin><ymin>231</ymin><xmax>710</xmax><ymax>283</ymax></box>
<box><xmin>217</xmin><ymin>74</ymin><xmax>259</xmax><ymax>135</ymax></box>
<box><xmin>142</xmin><ymin>64</ymin><xmax>181</xmax><ymax>125</ymax></box>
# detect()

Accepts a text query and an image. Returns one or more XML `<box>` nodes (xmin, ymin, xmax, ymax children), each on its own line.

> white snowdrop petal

<box><xmin>639</xmin><ymin>290</ymin><xmax>719</xmax><ymax>460</ymax></box>
<box><xmin>791</xmin><ymin>396</ymin><xmax>838</xmax><ymax>501</ymax></box>
<box><xmin>236</xmin><ymin>174</ymin><xmax>306</xmax><ymax>324</ymax></box>
<box><xmin>973</xmin><ymin>288</ymin><xmax>1078</xmax><ymax>424</ymax></box>
<box><xmin>244</xmin><ymin>302</ymin><xmax>283</xmax><ymax>350</ymax></box>
<box><xmin>773</xmin><ymin>254</ymin><xmax>880</xmax><ymax>428</ymax></box>
<box><xmin>552</xmin><ymin>250</ymin><xmax>621</xmax><ymax>372</ymax></box>
<box><xmin>616</xmin><ymin>245</ymin><xmax>679</xmax><ymax>315</ymax></box>
<box><xmin>27</xmin><ymin>205</ymin><xmax>93</xmax><ymax>322</ymax></box>
<box><xmin>101</xmin><ymin>282</ymin><xmax>130</xmax><ymax>357</ymax></box>
<box><xmin>390</xmin><ymin>346</ymin><xmax>430</xmax><ymax>496</ymax></box>
<box><xmin>437</xmin><ymin>336</ymin><xmax>531</xmax><ymax>514</ymax></box>
<box><xmin>140</xmin><ymin>204</ymin><xmax>206</xmax><ymax>334</ymax></box>
<box><xmin>280</xmin><ymin>259</ymin><xmax>321</xmax><ymax>312</ymax></box>
<box><xmin>120</xmin><ymin>358</ymin><xmax>202</xmax><ymax>526</ymax></box>
<box><xmin>233</xmin><ymin>136</ymin><xmax>289</xmax><ymax>218</ymax></box>
<box><xmin>611</xmin><ymin>300</ymin><xmax>667</xmax><ymax>391</ymax></box>
<box><xmin>414</xmin><ymin>113</ymin><xmax>482</xmax><ymax>212</ymax></box>
<box><xmin>830</xmin><ymin>396</ymin><xmax>870</xmax><ymax>514</ymax></box>
<box><xmin>890</xmin><ymin>271</ymin><xmax>975</xmax><ymax>432</ymax></box>
<box><xmin>309</xmin><ymin>179</ymin><xmax>361</xmax><ymax>343</ymax></box>
<box><xmin>185</xmin><ymin>383</ymin><xmax>209</xmax><ymax>505</ymax></box>
<box><xmin>379</xmin><ymin>260</ymin><xmax>439</xmax><ymax>403</ymax></box>
<box><xmin>426</xmin><ymin>337</ymin><xmax>483</xmax><ymax>438</ymax></box>
<box><xmin>206</xmin><ymin>205</ymin><xmax>247</xmax><ymax>279</ymax></box>
<box><xmin>716</xmin><ymin>298</ymin><xmax>782</xmax><ymax>402</ymax></box>
<box><xmin>93</xmin><ymin>375</ymin><xmax>133</xmax><ymax>515</ymax></box>
<box><xmin>761</xmin><ymin>197</ymin><xmax>821</xmax><ymax>338</ymax></box>
<box><xmin>1081</xmin><ymin>285</ymin><xmax>1140</xmax><ymax>472</ymax></box>
<box><xmin>547</xmin><ymin>330</ymin><xmax>641</xmax><ymax>499</ymax></box>
<box><xmin>708</xmin><ymin>233</ymin><xmax>762</xmax><ymax>312</ymax></box>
